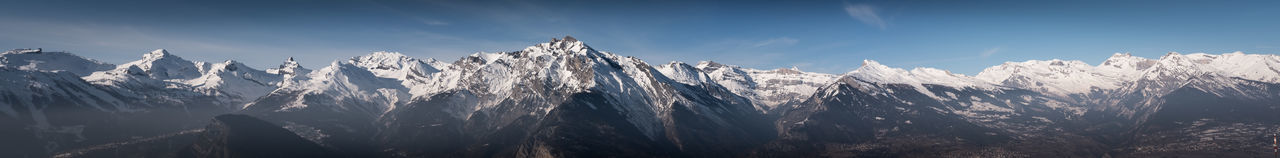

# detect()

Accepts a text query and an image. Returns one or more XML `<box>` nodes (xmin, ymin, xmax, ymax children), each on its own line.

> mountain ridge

<box><xmin>4</xmin><ymin>36</ymin><xmax>1280</xmax><ymax>157</ymax></box>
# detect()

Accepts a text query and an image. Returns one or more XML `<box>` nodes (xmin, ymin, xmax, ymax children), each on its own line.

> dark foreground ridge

<box><xmin>178</xmin><ymin>114</ymin><xmax>339</xmax><ymax>158</ymax></box>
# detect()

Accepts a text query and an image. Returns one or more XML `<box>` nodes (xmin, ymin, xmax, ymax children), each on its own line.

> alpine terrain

<box><xmin>3</xmin><ymin>36</ymin><xmax>1279</xmax><ymax>157</ymax></box>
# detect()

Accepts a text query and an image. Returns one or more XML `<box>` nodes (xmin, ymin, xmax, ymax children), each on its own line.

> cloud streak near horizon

<box><xmin>981</xmin><ymin>47</ymin><xmax>1001</xmax><ymax>57</ymax></box>
<box><xmin>843</xmin><ymin>3</ymin><xmax>887</xmax><ymax>30</ymax></box>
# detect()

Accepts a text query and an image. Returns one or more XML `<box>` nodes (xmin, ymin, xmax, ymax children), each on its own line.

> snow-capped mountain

<box><xmin>6</xmin><ymin>37</ymin><xmax>1280</xmax><ymax>157</ymax></box>
<box><xmin>974</xmin><ymin>52</ymin><xmax>1280</xmax><ymax>119</ymax></box>
<box><xmin>238</xmin><ymin>52</ymin><xmax>441</xmax><ymax>156</ymax></box>
<box><xmin>759</xmin><ymin>60</ymin><xmax>1101</xmax><ymax>157</ymax></box>
<box><xmin>0</xmin><ymin>48</ymin><xmax>298</xmax><ymax>157</ymax></box>
<box><xmin>969</xmin><ymin>52</ymin><xmax>1280</xmax><ymax>156</ymax></box>
<box><xmin>977</xmin><ymin>52</ymin><xmax>1280</xmax><ymax>100</ymax></box>
<box><xmin>376</xmin><ymin>36</ymin><xmax>771</xmax><ymax>157</ymax></box>
<box><xmin>1092</xmin><ymin>52</ymin><xmax>1280</xmax><ymax>120</ymax></box>
<box><xmin>246</xmin><ymin>52</ymin><xmax>428</xmax><ymax>114</ymax></box>
<box><xmin>977</xmin><ymin>58</ymin><xmax>1131</xmax><ymax>100</ymax></box>
<box><xmin>184</xmin><ymin>60</ymin><xmax>282</xmax><ymax>104</ymax></box>
<box><xmin>0</xmin><ymin>48</ymin><xmax>114</xmax><ymax>76</ymax></box>
<box><xmin>848</xmin><ymin>60</ymin><xmax>1002</xmax><ymax>102</ymax></box>
<box><xmin>82</xmin><ymin>49</ymin><xmax>286</xmax><ymax>107</ymax></box>
<box><xmin>265</xmin><ymin>57</ymin><xmax>312</xmax><ymax>87</ymax></box>
<box><xmin>852</xmin><ymin>60</ymin><xmax>997</xmax><ymax>89</ymax></box>
<box><xmin>683</xmin><ymin>61</ymin><xmax>837</xmax><ymax>112</ymax></box>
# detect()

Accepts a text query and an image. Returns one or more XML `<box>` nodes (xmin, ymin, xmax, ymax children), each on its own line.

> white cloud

<box><xmin>981</xmin><ymin>47</ymin><xmax>1002</xmax><ymax>57</ymax></box>
<box><xmin>420</xmin><ymin>20</ymin><xmax>450</xmax><ymax>26</ymax></box>
<box><xmin>843</xmin><ymin>3</ymin><xmax>887</xmax><ymax>30</ymax></box>
<box><xmin>752</xmin><ymin>37</ymin><xmax>799</xmax><ymax>47</ymax></box>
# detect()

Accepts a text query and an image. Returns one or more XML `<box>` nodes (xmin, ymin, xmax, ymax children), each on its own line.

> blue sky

<box><xmin>2</xmin><ymin>0</ymin><xmax>1278</xmax><ymax>75</ymax></box>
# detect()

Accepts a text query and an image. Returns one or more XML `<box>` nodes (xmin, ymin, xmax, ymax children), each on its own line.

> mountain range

<box><xmin>3</xmin><ymin>36</ymin><xmax>1279</xmax><ymax>157</ymax></box>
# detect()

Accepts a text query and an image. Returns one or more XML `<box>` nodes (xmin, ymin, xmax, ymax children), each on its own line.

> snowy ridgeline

<box><xmin>5</xmin><ymin>37</ymin><xmax>1280</xmax><ymax>157</ymax></box>
<box><xmin>3</xmin><ymin>39</ymin><xmax>1280</xmax><ymax>117</ymax></box>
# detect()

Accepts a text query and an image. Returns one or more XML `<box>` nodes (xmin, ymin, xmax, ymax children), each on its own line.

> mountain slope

<box><xmin>6</xmin><ymin>39</ymin><xmax>1280</xmax><ymax>157</ymax></box>
<box><xmin>378</xmin><ymin>36</ymin><xmax>772</xmax><ymax>157</ymax></box>
<box><xmin>1</xmin><ymin>49</ymin><xmax>285</xmax><ymax>157</ymax></box>
<box><xmin>178</xmin><ymin>114</ymin><xmax>339</xmax><ymax>158</ymax></box>
<box><xmin>239</xmin><ymin>52</ymin><xmax>436</xmax><ymax>157</ymax></box>
<box><xmin>682</xmin><ymin>61</ymin><xmax>837</xmax><ymax>112</ymax></box>
<box><xmin>0</xmin><ymin>68</ymin><xmax>131</xmax><ymax>157</ymax></box>
<box><xmin>83</xmin><ymin>49</ymin><xmax>284</xmax><ymax>109</ymax></box>
<box><xmin>1</xmin><ymin>48</ymin><xmax>114</xmax><ymax>76</ymax></box>
<box><xmin>758</xmin><ymin>61</ymin><xmax>1104</xmax><ymax>157</ymax></box>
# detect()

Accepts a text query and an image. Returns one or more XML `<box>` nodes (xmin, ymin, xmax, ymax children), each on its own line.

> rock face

<box><xmin>686</xmin><ymin>61</ymin><xmax>837</xmax><ymax>113</ymax></box>
<box><xmin>374</xmin><ymin>36</ymin><xmax>773</xmax><ymax>157</ymax></box>
<box><xmin>755</xmin><ymin>74</ymin><xmax>1101</xmax><ymax>157</ymax></box>
<box><xmin>178</xmin><ymin>114</ymin><xmax>338</xmax><ymax>158</ymax></box>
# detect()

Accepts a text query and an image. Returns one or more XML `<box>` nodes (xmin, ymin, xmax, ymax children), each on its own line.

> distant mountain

<box><xmin>0</xmin><ymin>49</ymin><xmax>284</xmax><ymax>157</ymax></box>
<box><xmin>240</xmin><ymin>52</ymin><xmax>433</xmax><ymax>156</ymax></box>
<box><xmin>4</xmin><ymin>37</ymin><xmax>1280</xmax><ymax>157</ymax></box>
<box><xmin>679</xmin><ymin>61</ymin><xmax>836</xmax><ymax>113</ymax></box>
<box><xmin>375</xmin><ymin>37</ymin><xmax>771</xmax><ymax>157</ymax></box>
<box><xmin>1</xmin><ymin>48</ymin><xmax>114</xmax><ymax>76</ymax></box>
<box><xmin>85</xmin><ymin>49</ymin><xmax>284</xmax><ymax>107</ymax></box>
<box><xmin>757</xmin><ymin>61</ymin><xmax>1101</xmax><ymax>157</ymax></box>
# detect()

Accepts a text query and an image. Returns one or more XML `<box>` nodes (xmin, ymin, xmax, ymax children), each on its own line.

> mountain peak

<box><xmin>113</xmin><ymin>48</ymin><xmax>208</xmax><ymax>80</ymax></box>
<box><xmin>850</xmin><ymin>60</ymin><xmax>901</xmax><ymax>76</ymax></box>
<box><xmin>551</xmin><ymin>36</ymin><xmax>586</xmax><ymax>47</ymax></box>
<box><xmin>860</xmin><ymin>59</ymin><xmax>888</xmax><ymax>69</ymax></box>
<box><xmin>144</xmin><ymin>49</ymin><xmax>172</xmax><ymax>59</ymax></box>
<box><xmin>861</xmin><ymin>59</ymin><xmax>880</xmax><ymax>66</ymax></box>
<box><xmin>696</xmin><ymin>61</ymin><xmax>725</xmax><ymax>68</ymax></box>
<box><xmin>1101</xmin><ymin>52</ymin><xmax>1155</xmax><ymax>70</ymax></box>
<box><xmin>554</xmin><ymin>35</ymin><xmax>578</xmax><ymax>43</ymax></box>
<box><xmin>1111</xmin><ymin>52</ymin><xmax>1132</xmax><ymax>58</ymax></box>
<box><xmin>667</xmin><ymin>61</ymin><xmax>689</xmax><ymax>66</ymax></box>
<box><xmin>1162</xmin><ymin>52</ymin><xmax>1183</xmax><ymax>59</ymax></box>
<box><xmin>131</xmin><ymin>49</ymin><xmax>192</xmax><ymax>65</ymax></box>
<box><xmin>268</xmin><ymin>56</ymin><xmax>308</xmax><ymax>75</ymax></box>
<box><xmin>851</xmin><ymin>59</ymin><xmax>997</xmax><ymax>94</ymax></box>
<box><xmin>3</xmin><ymin>48</ymin><xmax>42</xmax><ymax>54</ymax></box>
<box><xmin>350</xmin><ymin>51</ymin><xmax>417</xmax><ymax>68</ymax></box>
<box><xmin>357</xmin><ymin>51</ymin><xmax>409</xmax><ymax>60</ymax></box>
<box><xmin>280</xmin><ymin>57</ymin><xmax>303</xmax><ymax>69</ymax></box>
<box><xmin>219</xmin><ymin>60</ymin><xmax>244</xmax><ymax>70</ymax></box>
<box><xmin>521</xmin><ymin>36</ymin><xmax>595</xmax><ymax>58</ymax></box>
<box><xmin>222</xmin><ymin>59</ymin><xmax>242</xmax><ymax>65</ymax></box>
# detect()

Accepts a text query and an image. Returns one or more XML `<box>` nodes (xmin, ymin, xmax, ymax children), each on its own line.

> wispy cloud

<box><xmin>752</xmin><ymin>37</ymin><xmax>799</xmax><ymax>47</ymax></box>
<box><xmin>843</xmin><ymin>3</ymin><xmax>887</xmax><ymax>30</ymax></box>
<box><xmin>421</xmin><ymin>20</ymin><xmax>450</xmax><ymax>26</ymax></box>
<box><xmin>981</xmin><ymin>47</ymin><xmax>1002</xmax><ymax>57</ymax></box>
